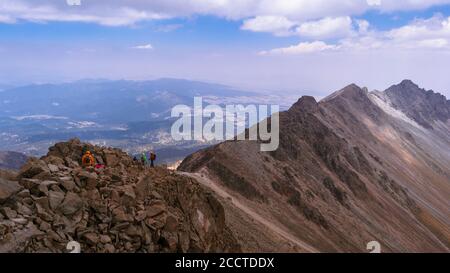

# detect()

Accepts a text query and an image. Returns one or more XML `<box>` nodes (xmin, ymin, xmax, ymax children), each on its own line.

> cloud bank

<box><xmin>260</xmin><ymin>14</ymin><xmax>450</xmax><ymax>55</ymax></box>
<box><xmin>1</xmin><ymin>0</ymin><xmax>450</xmax><ymax>26</ymax></box>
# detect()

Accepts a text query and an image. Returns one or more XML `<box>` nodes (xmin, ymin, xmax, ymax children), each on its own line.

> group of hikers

<box><xmin>135</xmin><ymin>151</ymin><xmax>157</xmax><ymax>168</ymax></box>
<box><xmin>80</xmin><ymin>146</ymin><xmax>156</xmax><ymax>168</ymax></box>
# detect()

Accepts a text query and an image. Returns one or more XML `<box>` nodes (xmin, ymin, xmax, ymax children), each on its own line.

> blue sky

<box><xmin>1</xmin><ymin>0</ymin><xmax>450</xmax><ymax>97</ymax></box>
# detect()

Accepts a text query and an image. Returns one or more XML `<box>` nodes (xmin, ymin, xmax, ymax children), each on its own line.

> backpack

<box><xmin>150</xmin><ymin>153</ymin><xmax>156</xmax><ymax>161</ymax></box>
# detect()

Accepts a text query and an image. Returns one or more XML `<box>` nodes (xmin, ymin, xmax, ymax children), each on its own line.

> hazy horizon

<box><xmin>1</xmin><ymin>77</ymin><xmax>448</xmax><ymax>102</ymax></box>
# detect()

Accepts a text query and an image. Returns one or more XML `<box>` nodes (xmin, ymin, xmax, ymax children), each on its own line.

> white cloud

<box><xmin>416</xmin><ymin>38</ymin><xmax>448</xmax><ymax>48</ymax></box>
<box><xmin>259</xmin><ymin>41</ymin><xmax>338</xmax><ymax>55</ymax></box>
<box><xmin>386</xmin><ymin>15</ymin><xmax>450</xmax><ymax>40</ymax></box>
<box><xmin>296</xmin><ymin>16</ymin><xmax>353</xmax><ymax>39</ymax></box>
<box><xmin>241</xmin><ymin>16</ymin><xmax>297</xmax><ymax>36</ymax></box>
<box><xmin>0</xmin><ymin>1</ymin><xmax>168</xmax><ymax>26</ymax></box>
<box><xmin>132</xmin><ymin>44</ymin><xmax>153</xmax><ymax>50</ymax></box>
<box><xmin>370</xmin><ymin>0</ymin><xmax>450</xmax><ymax>11</ymax></box>
<box><xmin>241</xmin><ymin>16</ymin><xmax>355</xmax><ymax>39</ymax></box>
<box><xmin>382</xmin><ymin>15</ymin><xmax>450</xmax><ymax>49</ymax></box>
<box><xmin>260</xmin><ymin>14</ymin><xmax>450</xmax><ymax>54</ymax></box>
<box><xmin>0</xmin><ymin>14</ymin><xmax>16</xmax><ymax>23</ymax></box>
<box><xmin>356</xmin><ymin>19</ymin><xmax>370</xmax><ymax>34</ymax></box>
<box><xmin>1</xmin><ymin>0</ymin><xmax>450</xmax><ymax>26</ymax></box>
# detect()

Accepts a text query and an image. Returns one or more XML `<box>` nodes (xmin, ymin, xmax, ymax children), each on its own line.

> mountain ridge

<box><xmin>179</xmin><ymin>80</ymin><xmax>450</xmax><ymax>252</ymax></box>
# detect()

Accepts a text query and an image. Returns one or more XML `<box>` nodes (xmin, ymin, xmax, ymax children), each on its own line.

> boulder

<box><xmin>82</xmin><ymin>232</ymin><xmax>99</xmax><ymax>245</ymax></box>
<box><xmin>60</xmin><ymin>177</ymin><xmax>76</xmax><ymax>191</ymax></box>
<box><xmin>120</xmin><ymin>185</ymin><xmax>136</xmax><ymax>207</ymax></box>
<box><xmin>78</xmin><ymin>171</ymin><xmax>98</xmax><ymax>190</ymax></box>
<box><xmin>99</xmin><ymin>235</ymin><xmax>112</xmax><ymax>244</ymax></box>
<box><xmin>135</xmin><ymin>178</ymin><xmax>150</xmax><ymax>200</ymax></box>
<box><xmin>47</xmin><ymin>164</ymin><xmax>59</xmax><ymax>173</ymax></box>
<box><xmin>164</xmin><ymin>213</ymin><xmax>179</xmax><ymax>232</ymax></box>
<box><xmin>1</xmin><ymin>207</ymin><xmax>18</xmax><ymax>219</ymax></box>
<box><xmin>48</xmin><ymin>190</ymin><xmax>65</xmax><ymax>210</ymax></box>
<box><xmin>104</xmin><ymin>244</ymin><xmax>115</xmax><ymax>253</ymax></box>
<box><xmin>19</xmin><ymin>159</ymin><xmax>49</xmax><ymax>179</ymax></box>
<box><xmin>0</xmin><ymin>178</ymin><xmax>23</xmax><ymax>203</ymax></box>
<box><xmin>59</xmin><ymin>192</ymin><xmax>83</xmax><ymax>215</ymax></box>
<box><xmin>104</xmin><ymin>152</ymin><xmax>119</xmax><ymax>167</ymax></box>
<box><xmin>146</xmin><ymin>202</ymin><xmax>166</xmax><ymax>218</ymax></box>
<box><xmin>112</xmin><ymin>207</ymin><xmax>133</xmax><ymax>223</ymax></box>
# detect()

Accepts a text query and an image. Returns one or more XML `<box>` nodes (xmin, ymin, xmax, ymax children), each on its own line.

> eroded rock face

<box><xmin>0</xmin><ymin>139</ymin><xmax>240</xmax><ymax>253</ymax></box>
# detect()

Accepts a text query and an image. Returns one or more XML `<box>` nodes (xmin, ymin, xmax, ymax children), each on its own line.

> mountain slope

<box><xmin>179</xmin><ymin>81</ymin><xmax>450</xmax><ymax>252</ymax></box>
<box><xmin>0</xmin><ymin>151</ymin><xmax>28</xmax><ymax>170</ymax></box>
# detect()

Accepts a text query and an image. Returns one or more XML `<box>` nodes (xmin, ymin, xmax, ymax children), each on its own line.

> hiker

<box><xmin>150</xmin><ymin>151</ymin><xmax>156</xmax><ymax>167</ymax></box>
<box><xmin>141</xmin><ymin>152</ymin><xmax>148</xmax><ymax>167</ymax></box>
<box><xmin>81</xmin><ymin>151</ymin><xmax>95</xmax><ymax>167</ymax></box>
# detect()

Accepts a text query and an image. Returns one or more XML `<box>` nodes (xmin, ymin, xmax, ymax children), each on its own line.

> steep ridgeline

<box><xmin>0</xmin><ymin>139</ymin><xmax>240</xmax><ymax>253</ymax></box>
<box><xmin>179</xmin><ymin>80</ymin><xmax>450</xmax><ymax>253</ymax></box>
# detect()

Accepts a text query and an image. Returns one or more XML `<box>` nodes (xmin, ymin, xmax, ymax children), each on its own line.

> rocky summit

<box><xmin>0</xmin><ymin>139</ymin><xmax>240</xmax><ymax>253</ymax></box>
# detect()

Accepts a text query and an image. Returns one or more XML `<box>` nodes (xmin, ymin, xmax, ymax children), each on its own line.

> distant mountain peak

<box><xmin>384</xmin><ymin>80</ymin><xmax>450</xmax><ymax>128</ymax></box>
<box><xmin>340</xmin><ymin>83</ymin><xmax>367</xmax><ymax>96</ymax></box>
<box><xmin>290</xmin><ymin>96</ymin><xmax>319</xmax><ymax>113</ymax></box>
<box><xmin>384</xmin><ymin>80</ymin><xmax>424</xmax><ymax>100</ymax></box>
<box><xmin>398</xmin><ymin>79</ymin><xmax>419</xmax><ymax>88</ymax></box>
<box><xmin>322</xmin><ymin>83</ymin><xmax>368</xmax><ymax>103</ymax></box>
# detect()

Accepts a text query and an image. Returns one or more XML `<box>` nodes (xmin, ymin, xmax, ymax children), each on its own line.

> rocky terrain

<box><xmin>0</xmin><ymin>139</ymin><xmax>240</xmax><ymax>253</ymax></box>
<box><xmin>180</xmin><ymin>80</ymin><xmax>450</xmax><ymax>252</ymax></box>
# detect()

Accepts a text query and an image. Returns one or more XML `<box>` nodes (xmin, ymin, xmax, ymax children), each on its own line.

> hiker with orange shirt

<box><xmin>81</xmin><ymin>151</ymin><xmax>95</xmax><ymax>167</ymax></box>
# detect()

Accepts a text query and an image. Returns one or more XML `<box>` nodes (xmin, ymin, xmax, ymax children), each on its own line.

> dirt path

<box><xmin>178</xmin><ymin>171</ymin><xmax>318</xmax><ymax>253</ymax></box>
